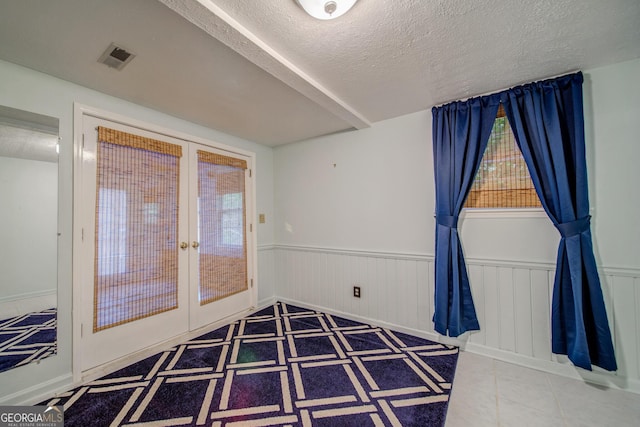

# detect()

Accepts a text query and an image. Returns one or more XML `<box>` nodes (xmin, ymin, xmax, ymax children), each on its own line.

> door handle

<box><xmin>192</xmin><ymin>241</ymin><xmax>200</xmax><ymax>249</ymax></box>
<box><xmin>180</xmin><ymin>242</ymin><xmax>188</xmax><ymax>250</ymax></box>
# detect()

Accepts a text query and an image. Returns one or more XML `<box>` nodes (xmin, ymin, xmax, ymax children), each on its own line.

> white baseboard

<box><xmin>464</xmin><ymin>341</ymin><xmax>640</xmax><ymax>395</ymax></box>
<box><xmin>275</xmin><ymin>297</ymin><xmax>459</xmax><ymax>346</ymax></box>
<box><xmin>257</xmin><ymin>296</ymin><xmax>277</xmax><ymax>310</ymax></box>
<box><xmin>77</xmin><ymin>307</ymin><xmax>259</xmax><ymax>385</ymax></box>
<box><xmin>0</xmin><ymin>373</ymin><xmax>73</xmax><ymax>406</ymax></box>
<box><xmin>0</xmin><ymin>290</ymin><xmax>56</xmax><ymax>320</ymax></box>
<box><xmin>276</xmin><ymin>297</ymin><xmax>640</xmax><ymax>395</ymax></box>
<box><xmin>7</xmin><ymin>294</ymin><xmax>637</xmax><ymax>404</ymax></box>
<box><xmin>5</xmin><ymin>299</ymin><xmax>284</xmax><ymax>405</ymax></box>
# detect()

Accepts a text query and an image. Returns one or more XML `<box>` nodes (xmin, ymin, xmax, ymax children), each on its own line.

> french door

<box><xmin>78</xmin><ymin>115</ymin><xmax>254</xmax><ymax>371</ymax></box>
<box><xmin>188</xmin><ymin>149</ymin><xmax>252</xmax><ymax>330</ymax></box>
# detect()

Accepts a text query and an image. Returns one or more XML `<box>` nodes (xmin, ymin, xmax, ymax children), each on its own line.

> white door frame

<box><xmin>72</xmin><ymin>103</ymin><xmax>257</xmax><ymax>383</ymax></box>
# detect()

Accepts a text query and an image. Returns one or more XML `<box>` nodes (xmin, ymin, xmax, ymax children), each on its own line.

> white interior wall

<box><xmin>272</xmin><ymin>58</ymin><xmax>640</xmax><ymax>390</ymax></box>
<box><xmin>0</xmin><ymin>59</ymin><xmax>275</xmax><ymax>403</ymax></box>
<box><xmin>1</xmin><ymin>53</ymin><xmax>637</xmax><ymax>403</ymax></box>
<box><xmin>275</xmin><ymin>109</ymin><xmax>432</xmax><ymax>254</ymax></box>
<box><xmin>585</xmin><ymin>62</ymin><xmax>640</xmax><ymax>270</ymax></box>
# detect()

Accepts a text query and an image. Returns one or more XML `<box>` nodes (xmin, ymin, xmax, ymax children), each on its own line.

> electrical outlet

<box><xmin>353</xmin><ymin>286</ymin><xmax>361</xmax><ymax>298</ymax></box>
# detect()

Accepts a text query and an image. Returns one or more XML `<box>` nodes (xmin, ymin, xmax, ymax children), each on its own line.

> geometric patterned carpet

<box><xmin>43</xmin><ymin>302</ymin><xmax>458</xmax><ymax>426</ymax></box>
<box><xmin>0</xmin><ymin>308</ymin><xmax>57</xmax><ymax>373</ymax></box>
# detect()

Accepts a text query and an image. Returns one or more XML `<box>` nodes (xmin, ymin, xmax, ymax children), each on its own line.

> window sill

<box><xmin>460</xmin><ymin>207</ymin><xmax>547</xmax><ymax>219</ymax></box>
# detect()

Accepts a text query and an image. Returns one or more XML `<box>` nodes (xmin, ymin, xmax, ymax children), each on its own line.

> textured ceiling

<box><xmin>0</xmin><ymin>0</ymin><xmax>639</xmax><ymax>146</ymax></box>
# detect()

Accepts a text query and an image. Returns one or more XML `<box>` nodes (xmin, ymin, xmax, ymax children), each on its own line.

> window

<box><xmin>197</xmin><ymin>167</ymin><xmax>246</xmax><ymax>257</ymax></box>
<box><xmin>465</xmin><ymin>105</ymin><xmax>541</xmax><ymax>209</ymax></box>
<box><xmin>196</xmin><ymin>150</ymin><xmax>248</xmax><ymax>305</ymax></box>
<box><xmin>97</xmin><ymin>188</ymin><xmax>127</xmax><ymax>276</ymax></box>
<box><xmin>220</xmin><ymin>192</ymin><xmax>244</xmax><ymax>247</ymax></box>
<box><xmin>94</xmin><ymin>127</ymin><xmax>181</xmax><ymax>331</ymax></box>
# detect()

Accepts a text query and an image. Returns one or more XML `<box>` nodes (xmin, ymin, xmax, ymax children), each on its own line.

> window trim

<box><xmin>461</xmin><ymin>207</ymin><xmax>547</xmax><ymax>219</ymax></box>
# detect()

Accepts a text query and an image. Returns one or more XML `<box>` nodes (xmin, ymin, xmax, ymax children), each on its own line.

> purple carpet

<box><xmin>43</xmin><ymin>302</ymin><xmax>458</xmax><ymax>426</ymax></box>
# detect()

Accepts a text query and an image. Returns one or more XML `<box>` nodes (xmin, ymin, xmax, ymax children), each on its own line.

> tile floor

<box><xmin>446</xmin><ymin>351</ymin><xmax>640</xmax><ymax>427</ymax></box>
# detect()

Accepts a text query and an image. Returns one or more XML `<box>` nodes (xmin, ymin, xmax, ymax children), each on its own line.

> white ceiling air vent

<box><xmin>98</xmin><ymin>43</ymin><xmax>135</xmax><ymax>70</ymax></box>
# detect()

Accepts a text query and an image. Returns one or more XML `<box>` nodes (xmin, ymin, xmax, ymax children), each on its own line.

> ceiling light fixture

<box><xmin>295</xmin><ymin>0</ymin><xmax>359</xmax><ymax>20</ymax></box>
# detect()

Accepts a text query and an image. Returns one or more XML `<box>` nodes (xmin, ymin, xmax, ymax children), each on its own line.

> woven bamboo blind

<box><xmin>197</xmin><ymin>150</ymin><xmax>247</xmax><ymax>169</ymax></box>
<box><xmin>465</xmin><ymin>105</ymin><xmax>541</xmax><ymax>208</ymax></box>
<box><xmin>197</xmin><ymin>150</ymin><xmax>248</xmax><ymax>305</ymax></box>
<box><xmin>94</xmin><ymin>127</ymin><xmax>182</xmax><ymax>332</ymax></box>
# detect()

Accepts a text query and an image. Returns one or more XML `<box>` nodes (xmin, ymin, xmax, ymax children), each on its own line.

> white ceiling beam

<box><xmin>158</xmin><ymin>0</ymin><xmax>371</xmax><ymax>130</ymax></box>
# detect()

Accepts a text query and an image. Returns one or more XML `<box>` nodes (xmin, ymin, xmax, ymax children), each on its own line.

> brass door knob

<box><xmin>192</xmin><ymin>241</ymin><xmax>200</xmax><ymax>249</ymax></box>
<box><xmin>180</xmin><ymin>242</ymin><xmax>188</xmax><ymax>250</ymax></box>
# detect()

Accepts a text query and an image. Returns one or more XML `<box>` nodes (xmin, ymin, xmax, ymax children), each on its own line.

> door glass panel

<box><xmin>94</xmin><ymin>127</ymin><xmax>182</xmax><ymax>331</ymax></box>
<box><xmin>197</xmin><ymin>151</ymin><xmax>248</xmax><ymax>305</ymax></box>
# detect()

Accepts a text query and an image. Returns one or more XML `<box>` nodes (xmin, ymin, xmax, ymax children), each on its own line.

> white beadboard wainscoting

<box><xmin>257</xmin><ymin>245</ymin><xmax>277</xmax><ymax>305</ymax></box>
<box><xmin>260</xmin><ymin>245</ymin><xmax>640</xmax><ymax>394</ymax></box>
